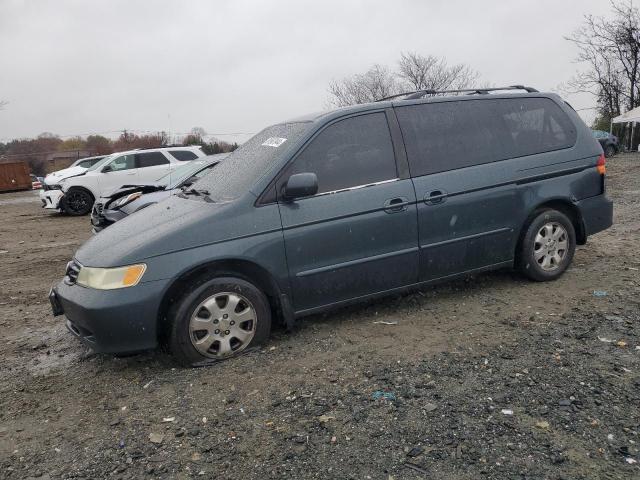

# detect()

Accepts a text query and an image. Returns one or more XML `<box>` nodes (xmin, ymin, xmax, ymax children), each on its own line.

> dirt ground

<box><xmin>0</xmin><ymin>156</ymin><xmax>639</xmax><ymax>480</ymax></box>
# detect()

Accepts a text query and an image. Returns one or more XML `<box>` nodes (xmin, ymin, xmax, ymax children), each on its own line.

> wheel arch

<box><xmin>157</xmin><ymin>258</ymin><xmax>287</xmax><ymax>343</ymax></box>
<box><xmin>66</xmin><ymin>184</ymin><xmax>96</xmax><ymax>202</ymax></box>
<box><xmin>516</xmin><ymin>198</ymin><xmax>586</xmax><ymax>259</ymax></box>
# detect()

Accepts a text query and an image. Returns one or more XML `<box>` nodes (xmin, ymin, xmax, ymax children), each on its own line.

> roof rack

<box><xmin>376</xmin><ymin>85</ymin><xmax>539</xmax><ymax>102</ymax></box>
<box><xmin>133</xmin><ymin>145</ymin><xmax>192</xmax><ymax>151</ymax></box>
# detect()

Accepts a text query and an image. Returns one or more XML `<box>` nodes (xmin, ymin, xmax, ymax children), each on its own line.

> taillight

<box><xmin>596</xmin><ymin>154</ymin><xmax>606</xmax><ymax>175</ymax></box>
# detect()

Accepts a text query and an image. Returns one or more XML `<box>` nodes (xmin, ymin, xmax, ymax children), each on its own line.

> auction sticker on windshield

<box><xmin>262</xmin><ymin>137</ymin><xmax>287</xmax><ymax>147</ymax></box>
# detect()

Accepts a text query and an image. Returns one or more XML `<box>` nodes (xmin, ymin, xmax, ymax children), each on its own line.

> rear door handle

<box><xmin>424</xmin><ymin>190</ymin><xmax>448</xmax><ymax>205</ymax></box>
<box><xmin>383</xmin><ymin>196</ymin><xmax>409</xmax><ymax>213</ymax></box>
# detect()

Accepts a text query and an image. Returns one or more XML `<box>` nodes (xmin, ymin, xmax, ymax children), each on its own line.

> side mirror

<box><xmin>102</xmin><ymin>165</ymin><xmax>113</xmax><ymax>173</ymax></box>
<box><xmin>283</xmin><ymin>172</ymin><xmax>318</xmax><ymax>200</ymax></box>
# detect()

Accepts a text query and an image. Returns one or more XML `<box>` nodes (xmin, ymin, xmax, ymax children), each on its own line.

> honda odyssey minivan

<box><xmin>50</xmin><ymin>86</ymin><xmax>613</xmax><ymax>366</ymax></box>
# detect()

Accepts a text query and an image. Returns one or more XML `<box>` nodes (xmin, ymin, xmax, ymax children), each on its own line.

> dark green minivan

<box><xmin>50</xmin><ymin>86</ymin><xmax>613</xmax><ymax>366</ymax></box>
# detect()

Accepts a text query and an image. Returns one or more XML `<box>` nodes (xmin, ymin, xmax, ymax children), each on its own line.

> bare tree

<box><xmin>565</xmin><ymin>1</ymin><xmax>640</xmax><ymax>145</ymax></box>
<box><xmin>397</xmin><ymin>52</ymin><xmax>479</xmax><ymax>91</ymax></box>
<box><xmin>183</xmin><ymin>127</ymin><xmax>207</xmax><ymax>146</ymax></box>
<box><xmin>328</xmin><ymin>64</ymin><xmax>401</xmax><ymax>107</ymax></box>
<box><xmin>190</xmin><ymin>127</ymin><xmax>207</xmax><ymax>139</ymax></box>
<box><xmin>327</xmin><ymin>54</ymin><xmax>481</xmax><ymax>107</ymax></box>
<box><xmin>0</xmin><ymin>100</ymin><xmax>7</xmax><ymax>110</ymax></box>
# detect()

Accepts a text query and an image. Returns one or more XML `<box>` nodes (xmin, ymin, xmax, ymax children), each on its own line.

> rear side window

<box><xmin>137</xmin><ymin>152</ymin><xmax>169</xmax><ymax>168</ymax></box>
<box><xmin>396</xmin><ymin>97</ymin><xmax>577</xmax><ymax>177</ymax></box>
<box><xmin>281</xmin><ymin>112</ymin><xmax>397</xmax><ymax>195</ymax></box>
<box><xmin>169</xmin><ymin>150</ymin><xmax>199</xmax><ymax>161</ymax></box>
<box><xmin>500</xmin><ymin>99</ymin><xmax>575</xmax><ymax>158</ymax></box>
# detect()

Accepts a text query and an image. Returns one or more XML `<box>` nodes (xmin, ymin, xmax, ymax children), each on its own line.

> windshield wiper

<box><xmin>179</xmin><ymin>187</ymin><xmax>214</xmax><ymax>203</ymax></box>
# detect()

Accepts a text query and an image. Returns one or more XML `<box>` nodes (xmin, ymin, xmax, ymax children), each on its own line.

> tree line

<box><xmin>0</xmin><ymin>128</ymin><xmax>238</xmax><ymax>175</ymax></box>
<box><xmin>565</xmin><ymin>0</ymin><xmax>640</xmax><ymax>148</ymax></box>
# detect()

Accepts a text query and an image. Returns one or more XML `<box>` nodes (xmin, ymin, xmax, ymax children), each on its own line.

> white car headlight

<box><xmin>76</xmin><ymin>264</ymin><xmax>146</xmax><ymax>289</ymax></box>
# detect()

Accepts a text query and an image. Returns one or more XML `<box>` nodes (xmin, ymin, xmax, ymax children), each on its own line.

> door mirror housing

<box><xmin>283</xmin><ymin>173</ymin><xmax>318</xmax><ymax>200</ymax></box>
<box><xmin>102</xmin><ymin>165</ymin><xmax>113</xmax><ymax>173</ymax></box>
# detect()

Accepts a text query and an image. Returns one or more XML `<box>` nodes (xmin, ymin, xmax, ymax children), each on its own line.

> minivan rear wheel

<box><xmin>518</xmin><ymin>209</ymin><xmax>576</xmax><ymax>282</ymax></box>
<box><xmin>168</xmin><ymin>276</ymin><xmax>271</xmax><ymax>366</ymax></box>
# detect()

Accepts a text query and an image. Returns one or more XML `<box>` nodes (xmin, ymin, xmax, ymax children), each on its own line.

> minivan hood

<box><xmin>44</xmin><ymin>166</ymin><xmax>87</xmax><ymax>184</ymax></box>
<box><xmin>75</xmin><ymin>194</ymin><xmax>245</xmax><ymax>267</ymax></box>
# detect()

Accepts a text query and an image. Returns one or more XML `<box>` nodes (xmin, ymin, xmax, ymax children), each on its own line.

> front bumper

<box><xmin>51</xmin><ymin>278</ymin><xmax>169</xmax><ymax>353</ymax></box>
<box><xmin>40</xmin><ymin>189</ymin><xmax>64</xmax><ymax>210</ymax></box>
<box><xmin>91</xmin><ymin>204</ymin><xmax>127</xmax><ymax>233</ymax></box>
<box><xmin>576</xmin><ymin>194</ymin><xmax>613</xmax><ymax>236</ymax></box>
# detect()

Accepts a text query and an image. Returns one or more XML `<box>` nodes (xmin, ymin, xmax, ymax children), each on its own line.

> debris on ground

<box><xmin>371</xmin><ymin>390</ymin><xmax>396</xmax><ymax>401</ymax></box>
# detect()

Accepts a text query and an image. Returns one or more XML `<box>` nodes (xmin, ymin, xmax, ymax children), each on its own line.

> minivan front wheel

<box><xmin>168</xmin><ymin>276</ymin><xmax>271</xmax><ymax>366</ymax></box>
<box><xmin>518</xmin><ymin>209</ymin><xmax>576</xmax><ymax>281</ymax></box>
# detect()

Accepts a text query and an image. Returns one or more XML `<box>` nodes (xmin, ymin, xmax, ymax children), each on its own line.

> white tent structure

<box><xmin>611</xmin><ymin>106</ymin><xmax>640</xmax><ymax>150</ymax></box>
<box><xmin>612</xmin><ymin>106</ymin><xmax>640</xmax><ymax>124</ymax></box>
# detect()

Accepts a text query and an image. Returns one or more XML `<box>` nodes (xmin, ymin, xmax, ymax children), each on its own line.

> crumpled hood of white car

<box><xmin>44</xmin><ymin>166</ymin><xmax>87</xmax><ymax>184</ymax></box>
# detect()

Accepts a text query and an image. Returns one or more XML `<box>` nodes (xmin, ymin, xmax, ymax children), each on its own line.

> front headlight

<box><xmin>112</xmin><ymin>192</ymin><xmax>142</xmax><ymax>209</ymax></box>
<box><xmin>76</xmin><ymin>264</ymin><xmax>146</xmax><ymax>289</ymax></box>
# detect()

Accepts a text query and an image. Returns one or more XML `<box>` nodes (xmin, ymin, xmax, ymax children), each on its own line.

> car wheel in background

<box><xmin>168</xmin><ymin>276</ymin><xmax>272</xmax><ymax>366</ymax></box>
<box><xmin>517</xmin><ymin>209</ymin><xmax>576</xmax><ymax>282</ymax></box>
<box><xmin>62</xmin><ymin>188</ymin><xmax>94</xmax><ymax>216</ymax></box>
<box><xmin>604</xmin><ymin>145</ymin><xmax>616</xmax><ymax>158</ymax></box>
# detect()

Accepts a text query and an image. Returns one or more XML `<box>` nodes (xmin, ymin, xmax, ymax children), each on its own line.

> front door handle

<box><xmin>384</xmin><ymin>197</ymin><xmax>409</xmax><ymax>213</ymax></box>
<box><xmin>424</xmin><ymin>190</ymin><xmax>448</xmax><ymax>205</ymax></box>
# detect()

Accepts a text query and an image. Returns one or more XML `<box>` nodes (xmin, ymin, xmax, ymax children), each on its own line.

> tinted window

<box><xmin>282</xmin><ymin>113</ymin><xmax>397</xmax><ymax>195</ymax></box>
<box><xmin>500</xmin><ymin>99</ymin><xmax>575</xmax><ymax>158</ymax></box>
<box><xmin>137</xmin><ymin>152</ymin><xmax>169</xmax><ymax>168</ymax></box>
<box><xmin>396</xmin><ymin>97</ymin><xmax>577</xmax><ymax>176</ymax></box>
<box><xmin>108</xmin><ymin>154</ymin><xmax>136</xmax><ymax>171</ymax></box>
<box><xmin>169</xmin><ymin>150</ymin><xmax>199</xmax><ymax>161</ymax></box>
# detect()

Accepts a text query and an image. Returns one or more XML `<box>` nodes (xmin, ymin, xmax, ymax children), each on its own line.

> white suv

<box><xmin>40</xmin><ymin>146</ymin><xmax>205</xmax><ymax>215</ymax></box>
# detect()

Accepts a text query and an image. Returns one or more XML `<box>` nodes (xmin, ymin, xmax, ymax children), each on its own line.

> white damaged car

<box><xmin>40</xmin><ymin>155</ymin><xmax>105</xmax><ymax>208</ymax></box>
<box><xmin>40</xmin><ymin>147</ymin><xmax>205</xmax><ymax>215</ymax></box>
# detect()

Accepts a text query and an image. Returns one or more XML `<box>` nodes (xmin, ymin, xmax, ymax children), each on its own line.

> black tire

<box><xmin>604</xmin><ymin>145</ymin><xmax>616</xmax><ymax>158</ymax></box>
<box><xmin>62</xmin><ymin>188</ymin><xmax>94</xmax><ymax>216</ymax></box>
<box><xmin>517</xmin><ymin>209</ymin><xmax>576</xmax><ymax>282</ymax></box>
<box><xmin>168</xmin><ymin>276</ymin><xmax>271</xmax><ymax>367</ymax></box>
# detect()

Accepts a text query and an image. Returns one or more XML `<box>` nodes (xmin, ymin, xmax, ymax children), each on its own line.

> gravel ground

<box><xmin>0</xmin><ymin>156</ymin><xmax>639</xmax><ymax>479</ymax></box>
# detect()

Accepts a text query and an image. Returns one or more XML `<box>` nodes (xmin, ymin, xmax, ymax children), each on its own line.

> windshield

<box><xmin>193</xmin><ymin>122</ymin><xmax>310</xmax><ymax>201</ymax></box>
<box><xmin>155</xmin><ymin>159</ymin><xmax>216</xmax><ymax>189</ymax></box>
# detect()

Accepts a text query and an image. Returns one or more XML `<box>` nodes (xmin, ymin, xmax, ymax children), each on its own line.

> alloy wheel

<box><xmin>66</xmin><ymin>191</ymin><xmax>91</xmax><ymax>214</ymax></box>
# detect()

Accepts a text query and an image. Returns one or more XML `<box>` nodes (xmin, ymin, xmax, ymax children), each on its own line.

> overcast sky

<box><xmin>0</xmin><ymin>0</ymin><xmax>614</xmax><ymax>144</ymax></box>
